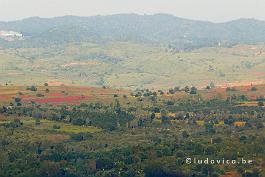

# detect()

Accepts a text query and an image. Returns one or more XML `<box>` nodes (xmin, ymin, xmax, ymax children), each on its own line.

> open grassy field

<box><xmin>0</xmin><ymin>118</ymin><xmax>101</xmax><ymax>143</ymax></box>
<box><xmin>0</xmin><ymin>118</ymin><xmax>101</xmax><ymax>144</ymax></box>
<box><xmin>1</xmin><ymin>42</ymin><xmax>265</xmax><ymax>89</ymax></box>
<box><xmin>22</xmin><ymin>119</ymin><xmax>101</xmax><ymax>133</ymax></box>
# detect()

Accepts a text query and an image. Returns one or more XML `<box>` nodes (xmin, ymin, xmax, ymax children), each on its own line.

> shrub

<box><xmin>27</xmin><ymin>86</ymin><xmax>37</xmax><ymax>91</ymax></box>
<box><xmin>53</xmin><ymin>124</ymin><xmax>61</xmax><ymax>129</ymax></box>
<box><xmin>251</xmin><ymin>87</ymin><xmax>257</xmax><ymax>91</ymax></box>
<box><xmin>71</xmin><ymin>133</ymin><xmax>84</xmax><ymax>141</ymax></box>
<box><xmin>258</xmin><ymin>101</ymin><xmax>264</xmax><ymax>107</ymax></box>
<box><xmin>36</xmin><ymin>93</ymin><xmax>45</xmax><ymax>97</ymax></box>
<box><xmin>72</xmin><ymin>118</ymin><xmax>84</xmax><ymax>126</ymax></box>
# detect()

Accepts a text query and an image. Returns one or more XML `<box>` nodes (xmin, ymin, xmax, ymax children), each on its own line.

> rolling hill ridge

<box><xmin>1</xmin><ymin>14</ymin><xmax>265</xmax><ymax>49</ymax></box>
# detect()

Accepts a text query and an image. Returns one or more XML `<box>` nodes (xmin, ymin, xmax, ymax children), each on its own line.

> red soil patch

<box><xmin>249</xmin><ymin>95</ymin><xmax>257</xmax><ymax>101</ymax></box>
<box><xmin>0</xmin><ymin>95</ymin><xmax>12</xmax><ymax>100</ymax></box>
<box><xmin>220</xmin><ymin>171</ymin><xmax>241</xmax><ymax>177</ymax></box>
<box><xmin>252</xmin><ymin>71</ymin><xmax>265</xmax><ymax>77</ymax></box>
<box><xmin>217</xmin><ymin>80</ymin><xmax>265</xmax><ymax>88</ymax></box>
<box><xmin>66</xmin><ymin>87</ymin><xmax>94</xmax><ymax>91</ymax></box>
<box><xmin>20</xmin><ymin>95</ymin><xmax>35</xmax><ymax>99</ymax></box>
<box><xmin>48</xmin><ymin>93</ymin><xmax>65</xmax><ymax>97</ymax></box>
<box><xmin>0</xmin><ymin>115</ymin><xmax>9</xmax><ymax>121</ymax></box>
<box><xmin>47</xmin><ymin>81</ymin><xmax>65</xmax><ymax>86</ymax></box>
<box><xmin>238</xmin><ymin>86</ymin><xmax>252</xmax><ymax>92</ymax></box>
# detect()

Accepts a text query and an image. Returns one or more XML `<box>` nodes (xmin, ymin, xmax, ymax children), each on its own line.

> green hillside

<box><xmin>1</xmin><ymin>42</ymin><xmax>265</xmax><ymax>89</ymax></box>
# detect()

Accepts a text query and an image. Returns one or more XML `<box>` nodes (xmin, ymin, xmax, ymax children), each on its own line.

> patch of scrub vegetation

<box><xmin>1</xmin><ymin>43</ymin><xmax>265</xmax><ymax>89</ymax></box>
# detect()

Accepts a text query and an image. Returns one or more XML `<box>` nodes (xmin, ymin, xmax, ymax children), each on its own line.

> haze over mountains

<box><xmin>0</xmin><ymin>14</ymin><xmax>265</xmax><ymax>49</ymax></box>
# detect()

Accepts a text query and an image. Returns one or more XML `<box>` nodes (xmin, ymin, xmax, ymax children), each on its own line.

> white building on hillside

<box><xmin>0</xmin><ymin>30</ymin><xmax>23</xmax><ymax>41</ymax></box>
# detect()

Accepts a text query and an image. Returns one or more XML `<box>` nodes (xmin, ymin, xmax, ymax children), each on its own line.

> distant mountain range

<box><xmin>0</xmin><ymin>14</ymin><xmax>265</xmax><ymax>49</ymax></box>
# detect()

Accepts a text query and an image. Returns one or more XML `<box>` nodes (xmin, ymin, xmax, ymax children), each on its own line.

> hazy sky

<box><xmin>1</xmin><ymin>0</ymin><xmax>265</xmax><ymax>22</ymax></box>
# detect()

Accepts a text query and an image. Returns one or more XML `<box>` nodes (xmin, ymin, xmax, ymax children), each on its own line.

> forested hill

<box><xmin>0</xmin><ymin>14</ymin><xmax>265</xmax><ymax>48</ymax></box>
